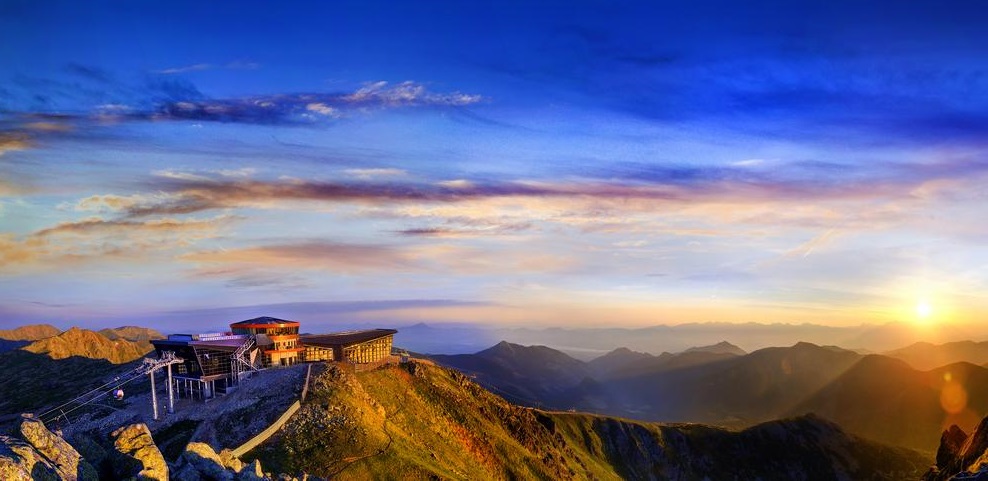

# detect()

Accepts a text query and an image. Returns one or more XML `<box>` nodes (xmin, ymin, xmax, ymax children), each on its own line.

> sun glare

<box><xmin>916</xmin><ymin>299</ymin><xmax>933</xmax><ymax>322</ymax></box>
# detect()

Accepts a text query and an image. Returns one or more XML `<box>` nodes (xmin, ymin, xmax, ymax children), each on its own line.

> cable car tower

<box><xmin>38</xmin><ymin>351</ymin><xmax>185</xmax><ymax>426</ymax></box>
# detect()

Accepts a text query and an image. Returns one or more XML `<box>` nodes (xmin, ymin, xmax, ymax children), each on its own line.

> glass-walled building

<box><xmin>230</xmin><ymin>316</ymin><xmax>303</xmax><ymax>367</ymax></box>
<box><xmin>150</xmin><ymin>333</ymin><xmax>259</xmax><ymax>399</ymax></box>
<box><xmin>301</xmin><ymin>329</ymin><xmax>397</xmax><ymax>364</ymax></box>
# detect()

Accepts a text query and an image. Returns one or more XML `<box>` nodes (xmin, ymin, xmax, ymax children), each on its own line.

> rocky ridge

<box><xmin>21</xmin><ymin>327</ymin><xmax>153</xmax><ymax>364</ymax></box>
<box><xmin>0</xmin><ymin>324</ymin><xmax>61</xmax><ymax>341</ymax></box>
<box><xmin>0</xmin><ymin>415</ymin><xmax>318</xmax><ymax>481</ymax></box>
<box><xmin>926</xmin><ymin>416</ymin><xmax>988</xmax><ymax>480</ymax></box>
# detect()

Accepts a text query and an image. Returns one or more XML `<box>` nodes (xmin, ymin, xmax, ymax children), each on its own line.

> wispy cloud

<box><xmin>149</xmin><ymin>81</ymin><xmax>482</xmax><ymax>124</ymax></box>
<box><xmin>181</xmin><ymin>239</ymin><xmax>578</xmax><ymax>278</ymax></box>
<box><xmin>344</xmin><ymin>168</ymin><xmax>407</xmax><ymax>179</ymax></box>
<box><xmin>154</xmin><ymin>61</ymin><xmax>260</xmax><ymax>75</ymax></box>
<box><xmin>0</xmin><ymin>134</ymin><xmax>31</xmax><ymax>156</ymax></box>
<box><xmin>0</xmin><ymin>215</ymin><xmax>234</xmax><ymax>272</ymax></box>
<box><xmin>0</xmin><ymin>80</ymin><xmax>485</xmax><ymax>151</ymax></box>
<box><xmin>181</xmin><ymin>241</ymin><xmax>412</xmax><ymax>274</ymax></box>
<box><xmin>63</xmin><ymin>155</ymin><xmax>988</xmax><ymax>222</ymax></box>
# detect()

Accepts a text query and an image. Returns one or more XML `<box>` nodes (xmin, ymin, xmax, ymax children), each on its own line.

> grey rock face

<box><xmin>183</xmin><ymin>442</ymin><xmax>235</xmax><ymax>481</ymax></box>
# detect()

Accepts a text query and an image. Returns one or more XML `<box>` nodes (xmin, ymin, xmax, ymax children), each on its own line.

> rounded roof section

<box><xmin>229</xmin><ymin>316</ymin><xmax>300</xmax><ymax>328</ymax></box>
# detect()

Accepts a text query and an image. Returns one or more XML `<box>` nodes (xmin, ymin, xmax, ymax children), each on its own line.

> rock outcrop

<box><xmin>926</xmin><ymin>416</ymin><xmax>988</xmax><ymax>480</ymax></box>
<box><xmin>0</xmin><ymin>415</ymin><xmax>301</xmax><ymax>480</ymax></box>
<box><xmin>110</xmin><ymin>423</ymin><xmax>168</xmax><ymax>481</ymax></box>
<box><xmin>0</xmin><ymin>412</ymin><xmax>321</xmax><ymax>481</ymax></box>
<box><xmin>19</xmin><ymin>416</ymin><xmax>97</xmax><ymax>481</ymax></box>
<box><xmin>0</xmin><ymin>416</ymin><xmax>96</xmax><ymax>481</ymax></box>
<box><xmin>182</xmin><ymin>442</ymin><xmax>235</xmax><ymax>481</ymax></box>
<box><xmin>0</xmin><ymin>435</ymin><xmax>60</xmax><ymax>480</ymax></box>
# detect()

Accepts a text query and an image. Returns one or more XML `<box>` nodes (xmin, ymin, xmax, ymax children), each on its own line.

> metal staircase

<box><xmin>231</xmin><ymin>335</ymin><xmax>259</xmax><ymax>384</ymax></box>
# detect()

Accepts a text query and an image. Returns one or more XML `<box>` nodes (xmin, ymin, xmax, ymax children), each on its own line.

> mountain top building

<box><xmin>229</xmin><ymin>316</ymin><xmax>303</xmax><ymax>367</ymax></box>
<box><xmin>149</xmin><ymin>332</ymin><xmax>257</xmax><ymax>399</ymax></box>
<box><xmin>301</xmin><ymin>329</ymin><xmax>398</xmax><ymax>363</ymax></box>
<box><xmin>150</xmin><ymin>317</ymin><xmax>398</xmax><ymax>401</ymax></box>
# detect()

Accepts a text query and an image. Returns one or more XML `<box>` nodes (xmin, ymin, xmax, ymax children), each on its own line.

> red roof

<box><xmin>230</xmin><ymin>316</ymin><xmax>299</xmax><ymax>327</ymax></box>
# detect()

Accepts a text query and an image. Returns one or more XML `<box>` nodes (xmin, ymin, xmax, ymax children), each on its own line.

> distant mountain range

<box><xmin>22</xmin><ymin>327</ymin><xmax>161</xmax><ymax>364</ymax></box>
<box><xmin>0</xmin><ymin>324</ymin><xmax>63</xmax><ymax>354</ymax></box>
<box><xmin>0</xmin><ymin>324</ymin><xmax>62</xmax><ymax>341</ymax></box>
<box><xmin>430</xmin><ymin>339</ymin><xmax>988</xmax><ymax>453</ymax></box>
<box><xmin>394</xmin><ymin>320</ymin><xmax>986</xmax><ymax>359</ymax></box>
<box><xmin>885</xmin><ymin>340</ymin><xmax>988</xmax><ymax>370</ymax></box>
<box><xmin>0</xmin><ymin>324</ymin><xmax>163</xmax><ymax>359</ymax></box>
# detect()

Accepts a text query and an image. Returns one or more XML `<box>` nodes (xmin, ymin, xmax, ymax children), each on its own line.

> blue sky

<box><xmin>2</xmin><ymin>0</ymin><xmax>988</xmax><ymax>330</ymax></box>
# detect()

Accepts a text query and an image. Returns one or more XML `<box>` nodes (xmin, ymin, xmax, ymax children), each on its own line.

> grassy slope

<box><xmin>247</xmin><ymin>362</ymin><xmax>929</xmax><ymax>480</ymax></box>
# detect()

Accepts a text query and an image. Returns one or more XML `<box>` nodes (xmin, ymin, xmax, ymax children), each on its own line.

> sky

<box><xmin>2</xmin><ymin>0</ymin><xmax>988</xmax><ymax>331</ymax></box>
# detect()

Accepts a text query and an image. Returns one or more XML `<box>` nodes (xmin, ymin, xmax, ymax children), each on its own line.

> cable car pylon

<box><xmin>37</xmin><ymin>351</ymin><xmax>184</xmax><ymax>426</ymax></box>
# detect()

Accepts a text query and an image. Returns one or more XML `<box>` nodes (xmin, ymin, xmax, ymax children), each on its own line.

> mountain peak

<box><xmin>99</xmin><ymin>326</ymin><xmax>165</xmax><ymax>342</ymax></box>
<box><xmin>20</xmin><ymin>327</ymin><xmax>152</xmax><ymax>364</ymax></box>
<box><xmin>480</xmin><ymin>340</ymin><xmax>523</xmax><ymax>355</ymax></box>
<box><xmin>0</xmin><ymin>324</ymin><xmax>61</xmax><ymax>341</ymax></box>
<box><xmin>683</xmin><ymin>340</ymin><xmax>746</xmax><ymax>356</ymax></box>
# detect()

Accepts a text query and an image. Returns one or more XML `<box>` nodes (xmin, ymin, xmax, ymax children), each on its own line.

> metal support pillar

<box><xmin>167</xmin><ymin>363</ymin><xmax>174</xmax><ymax>414</ymax></box>
<box><xmin>150</xmin><ymin>371</ymin><xmax>158</xmax><ymax>421</ymax></box>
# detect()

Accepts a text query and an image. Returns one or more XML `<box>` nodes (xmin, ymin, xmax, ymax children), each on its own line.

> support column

<box><xmin>167</xmin><ymin>364</ymin><xmax>175</xmax><ymax>414</ymax></box>
<box><xmin>150</xmin><ymin>370</ymin><xmax>158</xmax><ymax>421</ymax></box>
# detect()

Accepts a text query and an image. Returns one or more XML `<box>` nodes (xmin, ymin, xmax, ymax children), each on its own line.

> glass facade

<box><xmin>304</xmin><ymin>345</ymin><xmax>335</xmax><ymax>362</ymax></box>
<box><xmin>342</xmin><ymin>336</ymin><xmax>393</xmax><ymax>363</ymax></box>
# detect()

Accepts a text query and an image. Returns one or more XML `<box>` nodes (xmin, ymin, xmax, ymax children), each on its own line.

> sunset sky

<box><xmin>2</xmin><ymin>0</ymin><xmax>988</xmax><ymax>329</ymax></box>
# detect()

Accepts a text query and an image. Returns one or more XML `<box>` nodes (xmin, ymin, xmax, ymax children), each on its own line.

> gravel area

<box><xmin>61</xmin><ymin>365</ymin><xmax>306</xmax><ymax>451</ymax></box>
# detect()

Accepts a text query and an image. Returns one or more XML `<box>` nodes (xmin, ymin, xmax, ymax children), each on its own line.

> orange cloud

<box><xmin>0</xmin><ymin>134</ymin><xmax>31</xmax><ymax>156</ymax></box>
<box><xmin>181</xmin><ymin>242</ymin><xmax>412</xmax><ymax>274</ymax></box>
<box><xmin>0</xmin><ymin>215</ymin><xmax>232</xmax><ymax>273</ymax></box>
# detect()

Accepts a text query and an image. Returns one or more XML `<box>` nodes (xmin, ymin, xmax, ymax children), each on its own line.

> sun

<box><xmin>915</xmin><ymin>299</ymin><xmax>933</xmax><ymax>322</ymax></box>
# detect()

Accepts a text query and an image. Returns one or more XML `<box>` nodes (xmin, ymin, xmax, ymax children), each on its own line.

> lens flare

<box><xmin>940</xmin><ymin>381</ymin><xmax>968</xmax><ymax>414</ymax></box>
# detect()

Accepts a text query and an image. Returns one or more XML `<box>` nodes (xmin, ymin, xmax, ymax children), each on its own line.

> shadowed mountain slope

<box><xmin>683</xmin><ymin>340</ymin><xmax>746</xmax><ymax>355</ymax></box>
<box><xmin>0</xmin><ymin>351</ymin><xmax>140</xmax><ymax>422</ymax></box>
<box><xmin>603</xmin><ymin>342</ymin><xmax>863</xmax><ymax>425</ymax></box>
<box><xmin>792</xmin><ymin>356</ymin><xmax>988</xmax><ymax>453</ymax></box>
<box><xmin>430</xmin><ymin>341</ymin><xmax>593</xmax><ymax>407</ymax></box>
<box><xmin>0</xmin><ymin>328</ymin><xmax>156</xmax><ymax>422</ymax></box>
